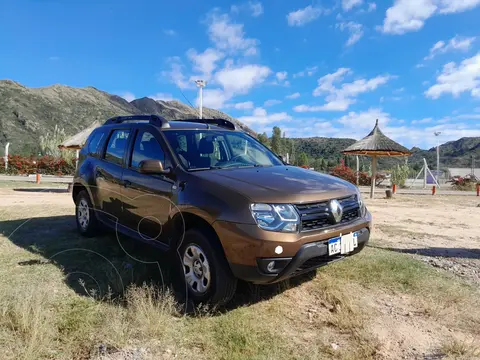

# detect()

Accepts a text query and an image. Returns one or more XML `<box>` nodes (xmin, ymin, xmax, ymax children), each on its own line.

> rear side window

<box><xmin>131</xmin><ymin>131</ymin><xmax>166</xmax><ymax>169</ymax></box>
<box><xmin>104</xmin><ymin>130</ymin><xmax>130</xmax><ymax>165</ymax></box>
<box><xmin>87</xmin><ymin>130</ymin><xmax>105</xmax><ymax>156</ymax></box>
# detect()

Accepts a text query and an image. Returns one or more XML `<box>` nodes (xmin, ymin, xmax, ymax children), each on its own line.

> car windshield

<box><xmin>163</xmin><ymin>129</ymin><xmax>283</xmax><ymax>170</ymax></box>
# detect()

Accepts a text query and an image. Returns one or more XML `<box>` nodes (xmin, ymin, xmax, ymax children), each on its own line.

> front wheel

<box><xmin>179</xmin><ymin>229</ymin><xmax>237</xmax><ymax>306</ymax></box>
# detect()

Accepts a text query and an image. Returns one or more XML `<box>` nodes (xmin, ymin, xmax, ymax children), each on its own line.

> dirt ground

<box><xmin>368</xmin><ymin>194</ymin><xmax>480</xmax><ymax>286</ymax></box>
<box><xmin>0</xmin><ymin>185</ymin><xmax>479</xmax><ymax>359</ymax></box>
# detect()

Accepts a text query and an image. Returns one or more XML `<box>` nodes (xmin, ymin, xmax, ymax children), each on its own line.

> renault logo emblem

<box><xmin>329</xmin><ymin>199</ymin><xmax>343</xmax><ymax>223</ymax></box>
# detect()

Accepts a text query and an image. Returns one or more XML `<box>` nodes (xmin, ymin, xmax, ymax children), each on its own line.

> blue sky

<box><xmin>1</xmin><ymin>0</ymin><xmax>480</xmax><ymax>149</ymax></box>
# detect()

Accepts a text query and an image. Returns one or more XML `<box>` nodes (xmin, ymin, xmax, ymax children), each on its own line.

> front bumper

<box><xmin>228</xmin><ymin>227</ymin><xmax>370</xmax><ymax>284</ymax></box>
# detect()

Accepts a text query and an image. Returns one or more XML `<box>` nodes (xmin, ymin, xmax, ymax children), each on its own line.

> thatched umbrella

<box><xmin>342</xmin><ymin>119</ymin><xmax>411</xmax><ymax>199</ymax></box>
<box><xmin>58</xmin><ymin>121</ymin><xmax>101</xmax><ymax>150</ymax></box>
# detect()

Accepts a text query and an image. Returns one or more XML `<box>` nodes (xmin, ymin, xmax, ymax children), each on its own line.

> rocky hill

<box><xmin>0</xmin><ymin>80</ymin><xmax>253</xmax><ymax>154</ymax></box>
<box><xmin>0</xmin><ymin>80</ymin><xmax>478</xmax><ymax>170</ymax></box>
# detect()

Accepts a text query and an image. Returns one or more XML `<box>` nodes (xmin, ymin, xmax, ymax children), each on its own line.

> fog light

<box><xmin>266</xmin><ymin>261</ymin><xmax>276</xmax><ymax>272</ymax></box>
<box><xmin>275</xmin><ymin>246</ymin><xmax>283</xmax><ymax>254</ymax></box>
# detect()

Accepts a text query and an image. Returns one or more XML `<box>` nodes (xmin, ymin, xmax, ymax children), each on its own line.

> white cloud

<box><xmin>342</xmin><ymin>0</ymin><xmax>363</xmax><ymax>12</ymax></box>
<box><xmin>337</xmin><ymin>21</ymin><xmax>364</xmax><ymax>46</ymax></box>
<box><xmin>164</xmin><ymin>29</ymin><xmax>177</xmax><ymax>36</ymax></box>
<box><xmin>119</xmin><ymin>92</ymin><xmax>136</xmax><ymax>102</ymax></box>
<box><xmin>206</xmin><ymin>12</ymin><xmax>258</xmax><ymax>55</ymax></box>
<box><xmin>287</xmin><ymin>5</ymin><xmax>325</xmax><ymax>26</ymax></box>
<box><xmin>150</xmin><ymin>93</ymin><xmax>174</xmax><ymax>101</ymax></box>
<box><xmin>424</xmin><ymin>36</ymin><xmax>476</xmax><ymax>60</ymax></box>
<box><xmin>380</xmin><ymin>0</ymin><xmax>480</xmax><ymax>35</ymax></box>
<box><xmin>294</xmin><ymin>99</ymin><xmax>354</xmax><ymax>112</ymax></box>
<box><xmin>197</xmin><ymin>89</ymin><xmax>231</xmax><ymax>109</ymax></box>
<box><xmin>264</xmin><ymin>99</ymin><xmax>282</xmax><ymax>107</ymax></box>
<box><xmin>238</xmin><ymin>107</ymin><xmax>292</xmax><ymax>125</ymax></box>
<box><xmin>215</xmin><ymin>64</ymin><xmax>271</xmax><ymax>94</ymax></box>
<box><xmin>249</xmin><ymin>2</ymin><xmax>264</xmax><ymax>16</ymax></box>
<box><xmin>161</xmin><ymin>57</ymin><xmax>191</xmax><ymax>89</ymax></box>
<box><xmin>308</xmin><ymin>68</ymin><xmax>391</xmax><ymax>111</ymax></box>
<box><xmin>276</xmin><ymin>71</ymin><xmax>288</xmax><ymax>81</ymax></box>
<box><xmin>293</xmin><ymin>66</ymin><xmax>318</xmax><ymax>78</ymax></box>
<box><xmin>411</xmin><ymin>117</ymin><xmax>433</xmax><ymax>124</ymax></box>
<box><xmin>230</xmin><ymin>101</ymin><xmax>254</xmax><ymax>110</ymax></box>
<box><xmin>367</xmin><ymin>2</ymin><xmax>377</xmax><ymax>12</ymax></box>
<box><xmin>337</xmin><ymin>108</ymin><xmax>391</xmax><ymax>128</ymax></box>
<box><xmin>187</xmin><ymin>48</ymin><xmax>224</xmax><ymax>80</ymax></box>
<box><xmin>425</xmin><ymin>53</ymin><xmax>480</xmax><ymax>99</ymax></box>
<box><xmin>286</xmin><ymin>92</ymin><xmax>301</xmax><ymax>99</ymax></box>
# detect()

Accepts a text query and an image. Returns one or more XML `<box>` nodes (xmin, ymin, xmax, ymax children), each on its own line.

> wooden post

<box><xmin>476</xmin><ymin>183</ymin><xmax>479</xmax><ymax>197</ymax></box>
<box><xmin>370</xmin><ymin>155</ymin><xmax>377</xmax><ymax>199</ymax></box>
<box><xmin>356</xmin><ymin>156</ymin><xmax>359</xmax><ymax>186</ymax></box>
<box><xmin>432</xmin><ymin>185</ymin><xmax>436</xmax><ymax>196</ymax></box>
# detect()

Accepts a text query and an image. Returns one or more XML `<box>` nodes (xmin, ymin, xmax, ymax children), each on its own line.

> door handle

<box><xmin>123</xmin><ymin>180</ymin><xmax>131</xmax><ymax>188</ymax></box>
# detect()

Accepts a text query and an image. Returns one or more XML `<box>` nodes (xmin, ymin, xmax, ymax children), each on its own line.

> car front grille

<box><xmin>295</xmin><ymin>195</ymin><xmax>360</xmax><ymax>232</ymax></box>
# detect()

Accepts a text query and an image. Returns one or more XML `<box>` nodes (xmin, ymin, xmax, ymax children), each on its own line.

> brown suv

<box><xmin>73</xmin><ymin>115</ymin><xmax>372</xmax><ymax>305</ymax></box>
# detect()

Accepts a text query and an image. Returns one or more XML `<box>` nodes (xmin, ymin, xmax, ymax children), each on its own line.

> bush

<box><xmin>330</xmin><ymin>160</ymin><xmax>386</xmax><ymax>186</ymax></box>
<box><xmin>0</xmin><ymin>155</ymin><xmax>76</xmax><ymax>176</ymax></box>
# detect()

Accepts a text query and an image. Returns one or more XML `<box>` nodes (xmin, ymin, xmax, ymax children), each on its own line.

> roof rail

<box><xmin>104</xmin><ymin>115</ymin><xmax>170</xmax><ymax>128</ymax></box>
<box><xmin>178</xmin><ymin>118</ymin><xmax>237</xmax><ymax>131</ymax></box>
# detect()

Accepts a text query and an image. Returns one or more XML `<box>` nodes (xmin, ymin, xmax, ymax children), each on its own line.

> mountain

<box><xmin>410</xmin><ymin>137</ymin><xmax>480</xmax><ymax>168</ymax></box>
<box><xmin>0</xmin><ymin>80</ymin><xmax>478</xmax><ymax>171</ymax></box>
<box><xmin>0</xmin><ymin>80</ymin><xmax>254</xmax><ymax>154</ymax></box>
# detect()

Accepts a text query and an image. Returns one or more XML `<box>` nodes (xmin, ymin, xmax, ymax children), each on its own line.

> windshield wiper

<box><xmin>188</xmin><ymin>166</ymin><xmax>224</xmax><ymax>172</ymax></box>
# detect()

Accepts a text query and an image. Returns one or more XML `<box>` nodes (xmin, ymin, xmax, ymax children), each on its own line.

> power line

<box><xmin>178</xmin><ymin>88</ymin><xmax>200</xmax><ymax>118</ymax></box>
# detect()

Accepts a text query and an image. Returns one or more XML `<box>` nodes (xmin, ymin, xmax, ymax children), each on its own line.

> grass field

<box><xmin>0</xmin><ymin>190</ymin><xmax>479</xmax><ymax>359</ymax></box>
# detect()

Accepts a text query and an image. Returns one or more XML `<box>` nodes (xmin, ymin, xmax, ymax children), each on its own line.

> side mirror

<box><xmin>138</xmin><ymin>160</ymin><xmax>170</xmax><ymax>175</ymax></box>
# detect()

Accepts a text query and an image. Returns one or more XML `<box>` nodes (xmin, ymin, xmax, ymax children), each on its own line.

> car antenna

<box><xmin>178</xmin><ymin>88</ymin><xmax>203</xmax><ymax>122</ymax></box>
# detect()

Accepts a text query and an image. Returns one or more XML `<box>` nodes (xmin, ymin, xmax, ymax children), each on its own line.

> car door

<box><xmin>121</xmin><ymin>127</ymin><xmax>175</xmax><ymax>246</ymax></box>
<box><xmin>95</xmin><ymin>128</ymin><xmax>131</xmax><ymax>224</ymax></box>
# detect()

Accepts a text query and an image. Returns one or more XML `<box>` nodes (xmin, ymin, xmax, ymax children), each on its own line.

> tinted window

<box><xmin>104</xmin><ymin>130</ymin><xmax>130</xmax><ymax>165</ymax></box>
<box><xmin>88</xmin><ymin>130</ymin><xmax>105</xmax><ymax>155</ymax></box>
<box><xmin>131</xmin><ymin>131</ymin><xmax>166</xmax><ymax>168</ymax></box>
<box><xmin>163</xmin><ymin>130</ymin><xmax>282</xmax><ymax>170</ymax></box>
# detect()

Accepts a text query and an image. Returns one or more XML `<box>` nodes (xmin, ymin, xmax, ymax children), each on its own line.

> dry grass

<box><xmin>440</xmin><ymin>337</ymin><xmax>480</xmax><ymax>359</ymax></box>
<box><xmin>0</xmin><ymin>202</ymin><xmax>479</xmax><ymax>359</ymax></box>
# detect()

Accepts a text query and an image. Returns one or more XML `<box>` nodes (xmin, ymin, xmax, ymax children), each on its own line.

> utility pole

<box><xmin>4</xmin><ymin>143</ymin><xmax>9</xmax><ymax>170</ymax></box>
<box><xmin>195</xmin><ymin>79</ymin><xmax>206</xmax><ymax>119</ymax></box>
<box><xmin>434</xmin><ymin>131</ymin><xmax>441</xmax><ymax>182</ymax></box>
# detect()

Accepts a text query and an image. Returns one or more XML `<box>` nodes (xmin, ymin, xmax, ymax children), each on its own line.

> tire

<box><xmin>178</xmin><ymin>229</ymin><xmax>237</xmax><ymax>306</ymax></box>
<box><xmin>75</xmin><ymin>190</ymin><xmax>99</xmax><ymax>237</ymax></box>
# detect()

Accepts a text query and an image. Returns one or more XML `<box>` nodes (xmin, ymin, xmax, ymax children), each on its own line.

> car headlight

<box><xmin>356</xmin><ymin>189</ymin><xmax>367</xmax><ymax>217</ymax></box>
<box><xmin>250</xmin><ymin>203</ymin><xmax>299</xmax><ymax>232</ymax></box>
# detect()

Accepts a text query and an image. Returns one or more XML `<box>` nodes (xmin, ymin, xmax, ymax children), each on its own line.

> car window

<box><xmin>88</xmin><ymin>130</ymin><xmax>105</xmax><ymax>155</ymax></box>
<box><xmin>163</xmin><ymin>130</ymin><xmax>282</xmax><ymax>170</ymax></box>
<box><xmin>131</xmin><ymin>131</ymin><xmax>166</xmax><ymax>169</ymax></box>
<box><xmin>104</xmin><ymin>130</ymin><xmax>130</xmax><ymax>165</ymax></box>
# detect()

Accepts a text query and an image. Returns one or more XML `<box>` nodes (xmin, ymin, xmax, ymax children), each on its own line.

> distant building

<box><xmin>447</xmin><ymin>168</ymin><xmax>477</xmax><ymax>178</ymax></box>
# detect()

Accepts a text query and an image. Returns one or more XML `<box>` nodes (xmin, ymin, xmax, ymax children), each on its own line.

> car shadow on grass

<box><xmin>0</xmin><ymin>215</ymin><xmax>316</xmax><ymax>314</ymax></box>
<box><xmin>371</xmin><ymin>245</ymin><xmax>480</xmax><ymax>259</ymax></box>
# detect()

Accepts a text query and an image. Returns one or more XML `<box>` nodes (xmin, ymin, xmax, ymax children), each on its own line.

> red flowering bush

<box><xmin>329</xmin><ymin>160</ymin><xmax>386</xmax><ymax>186</ymax></box>
<box><xmin>0</xmin><ymin>155</ymin><xmax>76</xmax><ymax>176</ymax></box>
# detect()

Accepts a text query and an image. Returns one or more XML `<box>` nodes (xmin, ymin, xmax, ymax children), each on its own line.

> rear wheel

<box><xmin>75</xmin><ymin>190</ymin><xmax>99</xmax><ymax>237</ymax></box>
<box><xmin>179</xmin><ymin>229</ymin><xmax>237</xmax><ymax>306</ymax></box>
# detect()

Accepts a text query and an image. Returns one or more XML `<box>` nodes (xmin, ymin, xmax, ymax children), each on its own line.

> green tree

<box><xmin>312</xmin><ymin>157</ymin><xmax>324</xmax><ymax>171</ymax></box>
<box><xmin>271</xmin><ymin>126</ymin><xmax>283</xmax><ymax>155</ymax></box>
<box><xmin>298</xmin><ymin>152</ymin><xmax>309</xmax><ymax>167</ymax></box>
<box><xmin>257</xmin><ymin>132</ymin><xmax>269</xmax><ymax>147</ymax></box>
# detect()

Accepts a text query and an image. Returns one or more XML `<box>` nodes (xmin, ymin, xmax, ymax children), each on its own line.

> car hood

<box><xmin>193</xmin><ymin>166</ymin><xmax>357</xmax><ymax>204</ymax></box>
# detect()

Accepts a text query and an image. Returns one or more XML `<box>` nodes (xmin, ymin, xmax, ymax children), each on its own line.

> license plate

<box><xmin>328</xmin><ymin>232</ymin><xmax>359</xmax><ymax>256</ymax></box>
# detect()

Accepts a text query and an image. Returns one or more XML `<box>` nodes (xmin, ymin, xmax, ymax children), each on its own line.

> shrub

<box><xmin>391</xmin><ymin>164</ymin><xmax>410</xmax><ymax>187</ymax></box>
<box><xmin>0</xmin><ymin>155</ymin><xmax>76</xmax><ymax>176</ymax></box>
<box><xmin>330</xmin><ymin>160</ymin><xmax>386</xmax><ymax>186</ymax></box>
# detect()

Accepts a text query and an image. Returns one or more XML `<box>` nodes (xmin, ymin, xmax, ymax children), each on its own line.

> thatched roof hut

<box><xmin>343</xmin><ymin>119</ymin><xmax>411</xmax><ymax>198</ymax></box>
<box><xmin>58</xmin><ymin>121</ymin><xmax>100</xmax><ymax>150</ymax></box>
